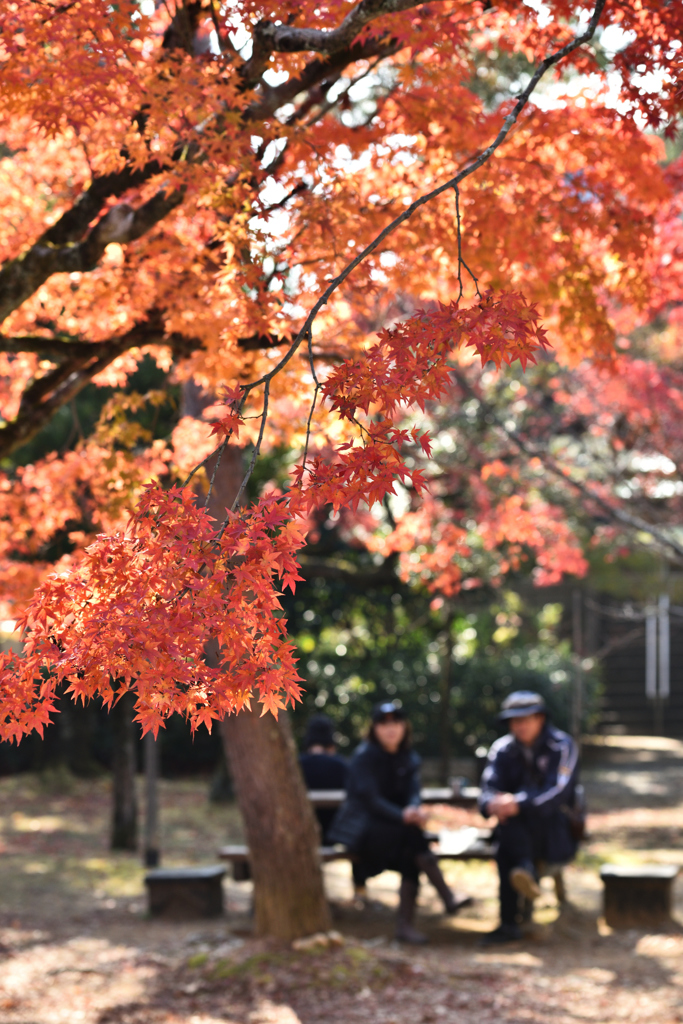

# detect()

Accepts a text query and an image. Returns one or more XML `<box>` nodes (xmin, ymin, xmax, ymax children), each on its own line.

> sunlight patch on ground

<box><xmin>10</xmin><ymin>812</ymin><xmax>67</xmax><ymax>832</ymax></box>
<box><xmin>473</xmin><ymin>950</ymin><xmax>544</xmax><ymax>966</ymax></box>
<box><xmin>248</xmin><ymin>1000</ymin><xmax>303</xmax><ymax>1023</ymax></box>
<box><xmin>22</xmin><ymin>859</ymin><xmax>50</xmax><ymax>873</ymax></box>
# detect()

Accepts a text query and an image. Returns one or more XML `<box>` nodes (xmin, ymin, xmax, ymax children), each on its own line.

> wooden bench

<box><xmin>601</xmin><ymin>864</ymin><xmax>680</xmax><ymax>929</ymax></box>
<box><xmin>145</xmin><ymin>864</ymin><xmax>226</xmax><ymax>918</ymax></box>
<box><xmin>219</xmin><ymin>827</ymin><xmax>497</xmax><ymax>881</ymax></box>
<box><xmin>219</xmin><ymin>828</ymin><xmax>570</xmax><ymax>919</ymax></box>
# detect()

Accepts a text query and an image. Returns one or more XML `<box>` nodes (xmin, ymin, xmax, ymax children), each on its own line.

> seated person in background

<box><xmin>329</xmin><ymin>701</ymin><xmax>471</xmax><ymax>944</ymax></box>
<box><xmin>299</xmin><ymin>714</ymin><xmax>348</xmax><ymax>843</ymax></box>
<box><xmin>479</xmin><ymin>690</ymin><xmax>580</xmax><ymax>946</ymax></box>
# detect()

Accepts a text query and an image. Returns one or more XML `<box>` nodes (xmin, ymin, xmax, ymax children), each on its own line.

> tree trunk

<box><xmin>221</xmin><ymin>709</ymin><xmax>331</xmax><ymax>939</ymax></box>
<box><xmin>111</xmin><ymin>690</ymin><xmax>138</xmax><ymax>850</ymax></box>
<box><xmin>143</xmin><ymin>732</ymin><xmax>160</xmax><ymax>867</ymax></box>
<box><xmin>438</xmin><ymin>636</ymin><xmax>453</xmax><ymax>786</ymax></box>
<box><xmin>184</xmin><ymin>380</ymin><xmax>330</xmax><ymax>940</ymax></box>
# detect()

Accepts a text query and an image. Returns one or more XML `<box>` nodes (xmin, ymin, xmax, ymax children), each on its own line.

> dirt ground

<box><xmin>1</xmin><ymin>736</ymin><xmax>683</xmax><ymax>1024</ymax></box>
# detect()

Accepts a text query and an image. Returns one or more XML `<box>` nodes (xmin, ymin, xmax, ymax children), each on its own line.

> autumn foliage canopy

<box><xmin>0</xmin><ymin>0</ymin><xmax>681</xmax><ymax>739</ymax></box>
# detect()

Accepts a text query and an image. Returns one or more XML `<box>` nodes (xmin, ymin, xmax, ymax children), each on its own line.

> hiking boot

<box><xmin>479</xmin><ymin>923</ymin><xmax>522</xmax><ymax>946</ymax></box>
<box><xmin>510</xmin><ymin>865</ymin><xmax>541</xmax><ymax>901</ymax></box>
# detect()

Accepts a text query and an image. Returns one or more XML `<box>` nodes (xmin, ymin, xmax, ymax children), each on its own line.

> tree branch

<box><xmin>246</xmin><ymin>37</ymin><xmax>400</xmax><ymax>119</ymax></box>
<box><xmin>0</xmin><ymin>314</ymin><xmax>201</xmax><ymax>459</ymax></box>
<box><xmin>0</xmin><ymin>187</ymin><xmax>184</xmax><ymax>326</ymax></box>
<box><xmin>298</xmin><ymin>554</ymin><xmax>398</xmax><ymax>588</ymax></box>
<box><xmin>0</xmin><ymin>328</ymin><xmax>293</xmax><ymax>358</ymax></box>
<box><xmin>238</xmin><ymin>0</ymin><xmax>608</xmax><ymax>400</ymax></box>
<box><xmin>0</xmin><ymin>3</ymin><xmax>410</xmax><ymax>329</ymax></box>
<box><xmin>242</xmin><ymin>0</ymin><xmax>431</xmax><ymax>86</ymax></box>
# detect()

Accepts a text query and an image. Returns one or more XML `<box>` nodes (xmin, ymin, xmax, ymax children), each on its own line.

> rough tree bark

<box><xmin>221</xmin><ymin>708</ymin><xmax>332</xmax><ymax>940</ymax></box>
<box><xmin>184</xmin><ymin>382</ymin><xmax>331</xmax><ymax>940</ymax></box>
<box><xmin>110</xmin><ymin>689</ymin><xmax>139</xmax><ymax>851</ymax></box>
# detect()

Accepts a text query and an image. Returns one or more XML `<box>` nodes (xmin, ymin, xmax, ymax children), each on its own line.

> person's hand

<box><xmin>403</xmin><ymin>804</ymin><xmax>428</xmax><ymax>827</ymax></box>
<box><xmin>488</xmin><ymin>793</ymin><xmax>519</xmax><ymax>822</ymax></box>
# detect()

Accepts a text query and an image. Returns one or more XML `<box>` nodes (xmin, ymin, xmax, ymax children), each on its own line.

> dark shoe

<box><xmin>479</xmin><ymin>923</ymin><xmax>522</xmax><ymax>946</ymax></box>
<box><xmin>510</xmin><ymin>866</ymin><xmax>541</xmax><ymax>901</ymax></box>
<box><xmin>396</xmin><ymin>921</ymin><xmax>428</xmax><ymax>944</ymax></box>
<box><xmin>443</xmin><ymin>892</ymin><xmax>474</xmax><ymax>915</ymax></box>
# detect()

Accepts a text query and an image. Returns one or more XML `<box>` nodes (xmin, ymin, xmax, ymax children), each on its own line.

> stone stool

<box><xmin>600</xmin><ymin>864</ymin><xmax>679</xmax><ymax>929</ymax></box>
<box><xmin>145</xmin><ymin>865</ymin><xmax>225</xmax><ymax>919</ymax></box>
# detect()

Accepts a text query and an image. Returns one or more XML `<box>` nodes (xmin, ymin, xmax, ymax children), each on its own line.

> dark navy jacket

<box><xmin>299</xmin><ymin>752</ymin><xmax>348</xmax><ymax>842</ymax></box>
<box><xmin>299</xmin><ymin>752</ymin><xmax>348</xmax><ymax>791</ymax></box>
<box><xmin>479</xmin><ymin>723</ymin><xmax>580</xmax><ymax>863</ymax></box>
<box><xmin>327</xmin><ymin>740</ymin><xmax>421</xmax><ymax>850</ymax></box>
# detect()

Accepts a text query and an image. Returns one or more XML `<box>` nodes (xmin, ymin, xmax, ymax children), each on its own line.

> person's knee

<box><xmin>399</xmin><ymin>848</ymin><xmax>421</xmax><ymax>882</ymax></box>
<box><xmin>497</xmin><ymin>818</ymin><xmax>531</xmax><ymax>850</ymax></box>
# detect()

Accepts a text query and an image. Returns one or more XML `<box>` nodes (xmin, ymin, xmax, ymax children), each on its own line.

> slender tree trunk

<box><xmin>143</xmin><ymin>732</ymin><xmax>160</xmax><ymax>867</ymax></box>
<box><xmin>110</xmin><ymin>690</ymin><xmax>138</xmax><ymax>850</ymax></box>
<box><xmin>438</xmin><ymin>634</ymin><xmax>453</xmax><ymax>786</ymax></box>
<box><xmin>184</xmin><ymin>381</ymin><xmax>330</xmax><ymax>940</ymax></box>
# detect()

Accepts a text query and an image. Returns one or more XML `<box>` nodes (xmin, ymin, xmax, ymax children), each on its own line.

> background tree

<box><xmin>0</xmin><ymin>0</ymin><xmax>681</xmax><ymax>937</ymax></box>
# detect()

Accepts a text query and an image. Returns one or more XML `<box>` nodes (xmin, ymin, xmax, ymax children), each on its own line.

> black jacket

<box><xmin>479</xmin><ymin>722</ymin><xmax>580</xmax><ymax>863</ymax></box>
<box><xmin>327</xmin><ymin>740</ymin><xmax>421</xmax><ymax>850</ymax></box>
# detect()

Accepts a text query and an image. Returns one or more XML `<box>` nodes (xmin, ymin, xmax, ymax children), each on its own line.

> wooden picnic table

<box><xmin>306</xmin><ymin>786</ymin><xmax>481</xmax><ymax>809</ymax></box>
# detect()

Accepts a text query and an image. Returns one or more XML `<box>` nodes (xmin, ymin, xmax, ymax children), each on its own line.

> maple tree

<box><xmin>0</xmin><ymin>0</ymin><xmax>682</xmax><ymax>936</ymax></box>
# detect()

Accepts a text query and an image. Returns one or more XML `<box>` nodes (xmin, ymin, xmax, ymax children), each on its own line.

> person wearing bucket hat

<box><xmin>478</xmin><ymin>690</ymin><xmax>580</xmax><ymax>945</ymax></box>
<box><xmin>329</xmin><ymin>701</ymin><xmax>472</xmax><ymax>943</ymax></box>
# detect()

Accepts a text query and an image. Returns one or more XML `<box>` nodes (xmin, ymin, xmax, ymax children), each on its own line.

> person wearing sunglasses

<box><xmin>329</xmin><ymin>701</ymin><xmax>471</xmax><ymax>943</ymax></box>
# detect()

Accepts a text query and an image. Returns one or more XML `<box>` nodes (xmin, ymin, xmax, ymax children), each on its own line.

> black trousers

<box><xmin>496</xmin><ymin>815</ymin><xmax>553</xmax><ymax>925</ymax></box>
<box><xmin>354</xmin><ymin>819</ymin><xmax>430</xmax><ymax>885</ymax></box>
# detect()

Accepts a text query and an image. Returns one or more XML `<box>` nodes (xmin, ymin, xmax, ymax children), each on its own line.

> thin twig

<box><xmin>299</xmin><ymin>54</ymin><xmax>386</xmax><ymax>127</ymax></box>
<box><xmin>203</xmin><ymin>436</ymin><xmax>229</xmax><ymax>510</ymax></box>
<box><xmin>187</xmin><ymin>2</ymin><xmax>607</xmax><ymax>514</ymax></box>
<box><xmin>240</xmin><ymin>0</ymin><xmax>606</xmax><ymax>395</ymax></box>
<box><xmin>590</xmin><ymin>627</ymin><xmax>645</xmax><ymax>663</ymax></box>
<box><xmin>301</xmin><ymin>383</ymin><xmax>321</xmax><ymax>479</ymax></box>
<box><xmin>450</xmin><ymin>366</ymin><xmax>683</xmax><ymax>565</ymax></box>
<box><xmin>454</xmin><ymin>185</ymin><xmax>464</xmax><ymax>302</ymax></box>
<box><xmin>225</xmin><ymin>378</ymin><xmax>271</xmax><ymax>522</ymax></box>
<box><xmin>208</xmin><ymin>0</ymin><xmax>224</xmax><ymax>54</ymax></box>
<box><xmin>454</xmin><ymin>183</ymin><xmax>482</xmax><ymax>300</ymax></box>
<box><xmin>300</xmin><ymin>325</ymin><xmax>322</xmax><ymax>478</ymax></box>
<box><xmin>181</xmin><ymin>427</ymin><xmax>233</xmax><ymax>490</ymax></box>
